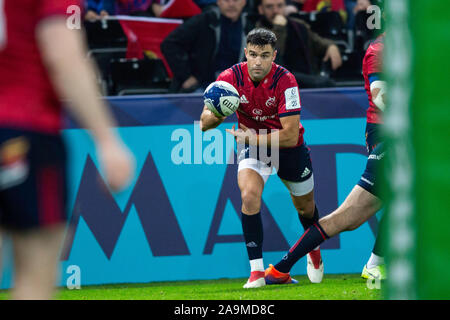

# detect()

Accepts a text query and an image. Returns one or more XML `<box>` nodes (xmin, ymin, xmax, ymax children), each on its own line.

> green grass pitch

<box><xmin>0</xmin><ymin>274</ymin><xmax>381</xmax><ymax>300</ymax></box>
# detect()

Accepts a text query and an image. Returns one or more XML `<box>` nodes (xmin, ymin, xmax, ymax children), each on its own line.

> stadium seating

<box><xmin>82</xmin><ymin>9</ymin><xmax>378</xmax><ymax>95</ymax></box>
<box><xmin>108</xmin><ymin>58</ymin><xmax>171</xmax><ymax>96</ymax></box>
<box><xmin>84</xmin><ymin>20</ymin><xmax>128</xmax><ymax>49</ymax></box>
<box><xmin>354</xmin><ymin>11</ymin><xmax>376</xmax><ymax>57</ymax></box>
<box><xmin>290</xmin><ymin>11</ymin><xmax>347</xmax><ymax>42</ymax></box>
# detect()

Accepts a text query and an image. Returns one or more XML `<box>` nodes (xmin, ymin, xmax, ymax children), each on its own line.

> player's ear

<box><xmin>272</xmin><ymin>49</ymin><xmax>277</xmax><ymax>62</ymax></box>
<box><xmin>244</xmin><ymin>47</ymin><xmax>248</xmax><ymax>59</ymax></box>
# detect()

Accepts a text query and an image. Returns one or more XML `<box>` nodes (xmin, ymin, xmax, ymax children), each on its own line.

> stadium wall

<box><xmin>1</xmin><ymin>87</ymin><xmax>377</xmax><ymax>288</ymax></box>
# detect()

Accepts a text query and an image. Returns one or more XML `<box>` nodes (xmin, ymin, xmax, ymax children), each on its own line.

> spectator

<box><xmin>159</xmin><ymin>0</ymin><xmax>202</xmax><ymax>18</ymax></box>
<box><xmin>344</xmin><ymin>0</ymin><xmax>357</xmax><ymax>29</ymax></box>
<box><xmin>115</xmin><ymin>0</ymin><xmax>165</xmax><ymax>17</ymax></box>
<box><xmin>85</xmin><ymin>0</ymin><xmax>116</xmax><ymax>20</ymax></box>
<box><xmin>257</xmin><ymin>0</ymin><xmax>342</xmax><ymax>88</ymax></box>
<box><xmin>353</xmin><ymin>0</ymin><xmax>371</xmax><ymax>14</ymax></box>
<box><xmin>161</xmin><ymin>0</ymin><xmax>257</xmax><ymax>93</ymax></box>
<box><xmin>288</xmin><ymin>0</ymin><xmax>347</xmax><ymax>23</ymax></box>
<box><xmin>194</xmin><ymin>0</ymin><xmax>218</xmax><ymax>11</ymax></box>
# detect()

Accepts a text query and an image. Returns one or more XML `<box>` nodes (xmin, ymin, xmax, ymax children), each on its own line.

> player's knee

<box><xmin>241</xmin><ymin>188</ymin><xmax>262</xmax><ymax>212</ymax></box>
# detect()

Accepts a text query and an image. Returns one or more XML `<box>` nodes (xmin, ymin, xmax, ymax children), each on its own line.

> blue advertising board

<box><xmin>1</xmin><ymin>87</ymin><xmax>380</xmax><ymax>289</ymax></box>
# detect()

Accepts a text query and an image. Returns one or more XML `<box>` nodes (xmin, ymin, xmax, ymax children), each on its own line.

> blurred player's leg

<box><xmin>10</xmin><ymin>224</ymin><xmax>65</xmax><ymax>300</ymax></box>
<box><xmin>362</xmin><ymin>213</ymin><xmax>387</xmax><ymax>280</ymax></box>
<box><xmin>0</xmin><ymin>131</ymin><xmax>68</xmax><ymax>299</ymax></box>
<box><xmin>268</xmin><ymin>186</ymin><xmax>382</xmax><ymax>280</ymax></box>
<box><xmin>320</xmin><ymin>186</ymin><xmax>382</xmax><ymax>237</ymax></box>
<box><xmin>362</xmin><ymin>123</ymin><xmax>386</xmax><ymax>280</ymax></box>
<box><xmin>238</xmin><ymin>167</ymin><xmax>266</xmax><ymax>289</ymax></box>
<box><xmin>267</xmin><ymin>143</ymin><xmax>385</xmax><ymax>282</ymax></box>
<box><xmin>0</xmin><ymin>232</ymin><xmax>2</xmax><ymax>285</ymax></box>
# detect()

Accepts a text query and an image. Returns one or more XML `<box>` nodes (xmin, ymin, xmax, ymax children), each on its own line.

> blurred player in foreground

<box><xmin>0</xmin><ymin>0</ymin><xmax>134</xmax><ymax>299</ymax></box>
<box><xmin>200</xmin><ymin>28</ymin><xmax>324</xmax><ymax>288</ymax></box>
<box><xmin>361</xmin><ymin>32</ymin><xmax>386</xmax><ymax>280</ymax></box>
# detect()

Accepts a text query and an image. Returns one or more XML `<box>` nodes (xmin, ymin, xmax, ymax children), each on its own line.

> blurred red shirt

<box><xmin>0</xmin><ymin>0</ymin><xmax>81</xmax><ymax>133</ymax></box>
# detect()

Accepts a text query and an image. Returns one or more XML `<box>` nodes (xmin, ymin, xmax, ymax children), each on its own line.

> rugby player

<box><xmin>199</xmin><ymin>28</ymin><xmax>324</xmax><ymax>288</ymax></box>
<box><xmin>361</xmin><ymin>32</ymin><xmax>386</xmax><ymax>280</ymax></box>
<box><xmin>0</xmin><ymin>0</ymin><xmax>134</xmax><ymax>299</ymax></box>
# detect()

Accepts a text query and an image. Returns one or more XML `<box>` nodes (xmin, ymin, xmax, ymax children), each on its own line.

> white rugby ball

<box><xmin>203</xmin><ymin>81</ymin><xmax>240</xmax><ymax>117</ymax></box>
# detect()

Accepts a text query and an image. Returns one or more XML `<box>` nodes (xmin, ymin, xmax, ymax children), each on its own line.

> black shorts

<box><xmin>357</xmin><ymin>142</ymin><xmax>385</xmax><ymax>197</ymax></box>
<box><xmin>365</xmin><ymin>122</ymin><xmax>383</xmax><ymax>153</ymax></box>
<box><xmin>277</xmin><ymin>143</ymin><xmax>313</xmax><ymax>182</ymax></box>
<box><xmin>238</xmin><ymin>142</ymin><xmax>313</xmax><ymax>183</ymax></box>
<box><xmin>0</xmin><ymin>128</ymin><xmax>68</xmax><ymax>230</ymax></box>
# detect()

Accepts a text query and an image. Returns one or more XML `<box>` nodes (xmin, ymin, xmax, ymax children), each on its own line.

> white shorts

<box><xmin>238</xmin><ymin>158</ymin><xmax>314</xmax><ymax>197</ymax></box>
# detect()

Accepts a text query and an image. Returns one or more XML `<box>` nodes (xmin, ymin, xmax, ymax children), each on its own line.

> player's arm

<box><xmin>199</xmin><ymin>105</ymin><xmax>225</xmax><ymax>131</ymax></box>
<box><xmin>36</xmin><ymin>17</ymin><xmax>134</xmax><ymax>191</ymax></box>
<box><xmin>269</xmin><ymin>113</ymin><xmax>300</xmax><ymax>147</ymax></box>
<box><xmin>226</xmin><ymin>114</ymin><xmax>299</xmax><ymax>148</ymax></box>
<box><xmin>370</xmin><ymin>75</ymin><xmax>387</xmax><ymax>111</ymax></box>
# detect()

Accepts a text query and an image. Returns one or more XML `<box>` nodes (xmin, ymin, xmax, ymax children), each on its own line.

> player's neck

<box><xmin>249</xmin><ymin>72</ymin><xmax>269</xmax><ymax>86</ymax></box>
<box><xmin>252</xmin><ymin>80</ymin><xmax>260</xmax><ymax>88</ymax></box>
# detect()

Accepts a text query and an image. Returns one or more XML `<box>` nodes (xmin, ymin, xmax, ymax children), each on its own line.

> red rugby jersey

<box><xmin>362</xmin><ymin>34</ymin><xmax>384</xmax><ymax>124</ymax></box>
<box><xmin>217</xmin><ymin>62</ymin><xmax>304</xmax><ymax>148</ymax></box>
<box><xmin>0</xmin><ymin>0</ymin><xmax>81</xmax><ymax>133</ymax></box>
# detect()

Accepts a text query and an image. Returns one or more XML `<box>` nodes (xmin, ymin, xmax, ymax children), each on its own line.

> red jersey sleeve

<box><xmin>37</xmin><ymin>0</ymin><xmax>82</xmax><ymax>23</ymax></box>
<box><xmin>277</xmin><ymin>72</ymin><xmax>301</xmax><ymax>118</ymax></box>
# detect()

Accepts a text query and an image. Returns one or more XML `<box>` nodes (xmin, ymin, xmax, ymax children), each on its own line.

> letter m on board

<box><xmin>61</xmin><ymin>153</ymin><xmax>190</xmax><ymax>260</ymax></box>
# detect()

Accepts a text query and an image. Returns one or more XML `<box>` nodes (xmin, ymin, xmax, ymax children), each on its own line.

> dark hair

<box><xmin>246</xmin><ymin>28</ymin><xmax>277</xmax><ymax>49</ymax></box>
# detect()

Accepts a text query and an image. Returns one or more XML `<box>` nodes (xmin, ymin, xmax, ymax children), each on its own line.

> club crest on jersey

<box><xmin>265</xmin><ymin>96</ymin><xmax>276</xmax><ymax>107</ymax></box>
<box><xmin>0</xmin><ymin>137</ymin><xmax>30</xmax><ymax>190</ymax></box>
<box><xmin>240</xmin><ymin>95</ymin><xmax>249</xmax><ymax>104</ymax></box>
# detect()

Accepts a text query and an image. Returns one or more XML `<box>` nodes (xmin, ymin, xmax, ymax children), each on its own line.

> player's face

<box><xmin>245</xmin><ymin>44</ymin><xmax>276</xmax><ymax>81</ymax></box>
<box><xmin>258</xmin><ymin>0</ymin><xmax>286</xmax><ymax>22</ymax></box>
<box><xmin>217</xmin><ymin>0</ymin><xmax>247</xmax><ymax>22</ymax></box>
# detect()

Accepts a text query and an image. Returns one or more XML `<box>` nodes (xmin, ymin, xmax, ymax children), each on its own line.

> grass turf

<box><xmin>0</xmin><ymin>274</ymin><xmax>381</xmax><ymax>300</ymax></box>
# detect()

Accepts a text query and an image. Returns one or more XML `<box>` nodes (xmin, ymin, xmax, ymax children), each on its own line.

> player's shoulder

<box><xmin>270</xmin><ymin>63</ymin><xmax>298</xmax><ymax>91</ymax></box>
<box><xmin>366</xmin><ymin>35</ymin><xmax>385</xmax><ymax>56</ymax></box>
<box><xmin>217</xmin><ymin>62</ymin><xmax>247</xmax><ymax>87</ymax></box>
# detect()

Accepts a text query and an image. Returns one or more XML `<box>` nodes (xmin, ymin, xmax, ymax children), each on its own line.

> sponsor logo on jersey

<box><xmin>368</xmin><ymin>152</ymin><xmax>385</xmax><ymax>160</ymax></box>
<box><xmin>240</xmin><ymin>95</ymin><xmax>249</xmax><ymax>104</ymax></box>
<box><xmin>252</xmin><ymin>114</ymin><xmax>277</xmax><ymax>122</ymax></box>
<box><xmin>252</xmin><ymin>109</ymin><xmax>263</xmax><ymax>116</ymax></box>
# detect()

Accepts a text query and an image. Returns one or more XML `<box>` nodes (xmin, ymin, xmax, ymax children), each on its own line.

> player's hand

<box><xmin>200</xmin><ymin>105</ymin><xmax>225</xmax><ymax>131</ymax></box>
<box><xmin>100</xmin><ymin>10</ymin><xmax>109</xmax><ymax>18</ymax></box>
<box><xmin>226</xmin><ymin>124</ymin><xmax>257</xmax><ymax>145</ymax></box>
<box><xmin>182</xmin><ymin>76</ymin><xmax>199</xmax><ymax>90</ymax></box>
<box><xmin>324</xmin><ymin>44</ymin><xmax>343</xmax><ymax>70</ymax></box>
<box><xmin>205</xmin><ymin>107</ymin><xmax>225</xmax><ymax>121</ymax></box>
<box><xmin>98</xmin><ymin>138</ymin><xmax>135</xmax><ymax>192</ymax></box>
